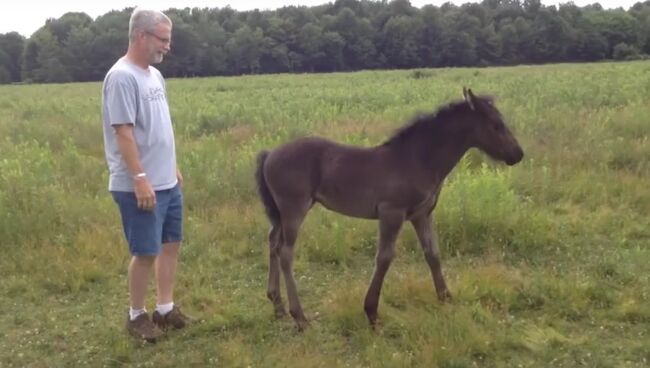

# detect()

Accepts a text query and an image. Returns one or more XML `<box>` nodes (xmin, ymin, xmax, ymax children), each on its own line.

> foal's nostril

<box><xmin>507</xmin><ymin>146</ymin><xmax>524</xmax><ymax>165</ymax></box>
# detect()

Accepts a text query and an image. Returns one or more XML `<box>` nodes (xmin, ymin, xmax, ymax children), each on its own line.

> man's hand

<box><xmin>134</xmin><ymin>176</ymin><xmax>156</xmax><ymax>211</ymax></box>
<box><xmin>176</xmin><ymin>168</ymin><xmax>184</xmax><ymax>189</ymax></box>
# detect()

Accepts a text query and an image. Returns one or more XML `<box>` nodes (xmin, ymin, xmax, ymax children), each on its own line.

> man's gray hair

<box><xmin>128</xmin><ymin>7</ymin><xmax>172</xmax><ymax>41</ymax></box>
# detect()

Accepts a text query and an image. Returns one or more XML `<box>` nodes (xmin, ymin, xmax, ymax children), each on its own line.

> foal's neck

<box><xmin>413</xmin><ymin>117</ymin><xmax>471</xmax><ymax>183</ymax></box>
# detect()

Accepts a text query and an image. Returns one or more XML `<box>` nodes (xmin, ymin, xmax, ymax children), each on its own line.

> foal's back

<box><xmin>263</xmin><ymin>136</ymin><xmax>422</xmax><ymax>219</ymax></box>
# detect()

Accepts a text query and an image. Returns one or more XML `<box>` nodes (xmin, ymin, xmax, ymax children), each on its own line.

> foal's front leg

<box><xmin>364</xmin><ymin>206</ymin><xmax>404</xmax><ymax>326</ymax></box>
<box><xmin>411</xmin><ymin>213</ymin><xmax>451</xmax><ymax>301</ymax></box>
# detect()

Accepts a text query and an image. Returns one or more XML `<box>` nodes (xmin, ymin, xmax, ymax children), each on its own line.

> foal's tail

<box><xmin>255</xmin><ymin>150</ymin><xmax>281</xmax><ymax>224</ymax></box>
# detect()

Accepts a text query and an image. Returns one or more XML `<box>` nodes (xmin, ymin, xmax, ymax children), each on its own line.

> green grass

<box><xmin>1</xmin><ymin>61</ymin><xmax>649</xmax><ymax>367</ymax></box>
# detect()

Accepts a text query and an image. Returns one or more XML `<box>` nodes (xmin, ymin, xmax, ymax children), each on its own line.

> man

<box><xmin>101</xmin><ymin>7</ymin><xmax>192</xmax><ymax>343</ymax></box>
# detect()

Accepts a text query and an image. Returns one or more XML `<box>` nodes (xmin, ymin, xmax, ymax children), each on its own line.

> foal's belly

<box><xmin>315</xmin><ymin>184</ymin><xmax>439</xmax><ymax>221</ymax></box>
<box><xmin>314</xmin><ymin>190</ymin><xmax>378</xmax><ymax>219</ymax></box>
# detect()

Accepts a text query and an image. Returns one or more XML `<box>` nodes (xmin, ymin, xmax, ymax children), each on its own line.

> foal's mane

<box><xmin>381</xmin><ymin>100</ymin><xmax>471</xmax><ymax>147</ymax></box>
<box><xmin>381</xmin><ymin>94</ymin><xmax>496</xmax><ymax>147</ymax></box>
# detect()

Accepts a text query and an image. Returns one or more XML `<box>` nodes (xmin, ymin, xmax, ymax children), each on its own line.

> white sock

<box><xmin>129</xmin><ymin>307</ymin><xmax>147</xmax><ymax>321</ymax></box>
<box><xmin>156</xmin><ymin>302</ymin><xmax>174</xmax><ymax>316</ymax></box>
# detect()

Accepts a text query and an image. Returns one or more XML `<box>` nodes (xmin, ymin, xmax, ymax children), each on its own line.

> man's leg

<box><xmin>111</xmin><ymin>190</ymin><xmax>165</xmax><ymax>342</ymax></box>
<box><xmin>126</xmin><ymin>254</ymin><xmax>164</xmax><ymax>343</ymax></box>
<box><xmin>155</xmin><ymin>242</ymin><xmax>180</xmax><ymax>306</ymax></box>
<box><xmin>155</xmin><ymin>185</ymin><xmax>182</xmax><ymax>308</ymax></box>
<box><xmin>152</xmin><ymin>184</ymin><xmax>193</xmax><ymax>329</ymax></box>
<box><xmin>129</xmin><ymin>255</ymin><xmax>156</xmax><ymax>313</ymax></box>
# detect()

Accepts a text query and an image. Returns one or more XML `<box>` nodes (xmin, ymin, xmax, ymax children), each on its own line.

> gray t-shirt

<box><xmin>102</xmin><ymin>57</ymin><xmax>177</xmax><ymax>192</ymax></box>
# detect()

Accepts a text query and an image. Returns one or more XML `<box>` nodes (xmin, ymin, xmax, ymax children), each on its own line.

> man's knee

<box><xmin>132</xmin><ymin>254</ymin><xmax>157</xmax><ymax>265</ymax></box>
<box><xmin>160</xmin><ymin>242</ymin><xmax>180</xmax><ymax>256</ymax></box>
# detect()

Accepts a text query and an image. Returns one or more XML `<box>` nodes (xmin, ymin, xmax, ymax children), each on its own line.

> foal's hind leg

<box><xmin>364</xmin><ymin>206</ymin><xmax>405</xmax><ymax>327</ymax></box>
<box><xmin>411</xmin><ymin>213</ymin><xmax>451</xmax><ymax>301</ymax></box>
<box><xmin>267</xmin><ymin>223</ymin><xmax>286</xmax><ymax>318</ymax></box>
<box><xmin>278</xmin><ymin>202</ymin><xmax>311</xmax><ymax>330</ymax></box>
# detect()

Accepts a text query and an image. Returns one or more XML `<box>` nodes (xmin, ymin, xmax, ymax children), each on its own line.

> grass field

<box><xmin>1</xmin><ymin>61</ymin><xmax>649</xmax><ymax>367</ymax></box>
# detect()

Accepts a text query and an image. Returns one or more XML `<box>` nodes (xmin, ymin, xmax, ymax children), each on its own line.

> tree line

<box><xmin>1</xmin><ymin>0</ymin><xmax>650</xmax><ymax>84</ymax></box>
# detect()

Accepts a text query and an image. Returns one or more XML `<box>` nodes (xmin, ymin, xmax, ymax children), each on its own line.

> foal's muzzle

<box><xmin>505</xmin><ymin>146</ymin><xmax>524</xmax><ymax>166</ymax></box>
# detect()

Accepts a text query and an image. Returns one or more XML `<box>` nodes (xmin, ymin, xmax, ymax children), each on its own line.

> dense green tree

<box><xmin>1</xmin><ymin>0</ymin><xmax>648</xmax><ymax>83</ymax></box>
<box><xmin>0</xmin><ymin>32</ymin><xmax>25</xmax><ymax>83</ymax></box>
<box><xmin>380</xmin><ymin>15</ymin><xmax>423</xmax><ymax>68</ymax></box>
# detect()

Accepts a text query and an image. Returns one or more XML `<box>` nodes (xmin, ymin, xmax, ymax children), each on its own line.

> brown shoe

<box><xmin>152</xmin><ymin>305</ymin><xmax>195</xmax><ymax>331</ymax></box>
<box><xmin>126</xmin><ymin>312</ymin><xmax>164</xmax><ymax>343</ymax></box>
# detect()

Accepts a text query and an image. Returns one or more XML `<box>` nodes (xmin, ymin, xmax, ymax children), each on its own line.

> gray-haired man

<box><xmin>101</xmin><ymin>7</ymin><xmax>193</xmax><ymax>342</ymax></box>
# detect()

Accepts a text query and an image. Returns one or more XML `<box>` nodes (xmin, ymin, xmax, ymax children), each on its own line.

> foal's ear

<box><xmin>463</xmin><ymin>86</ymin><xmax>475</xmax><ymax>110</ymax></box>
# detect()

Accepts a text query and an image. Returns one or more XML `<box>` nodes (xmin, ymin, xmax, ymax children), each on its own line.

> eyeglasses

<box><xmin>145</xmin><ymin>31</ymin><xmax>171</xmax><ymax>44</ymax></box>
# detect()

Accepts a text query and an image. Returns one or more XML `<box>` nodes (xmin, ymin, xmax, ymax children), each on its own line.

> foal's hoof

<box><xmin>270</xmin><ymin>302</ymin><xmax>287</xmax><ymax>319</ymax></box>
<box><xmin>368</xmin><ymin>319</ymin><xmax>378</xmax><ymax>331</ymax></box>
<box><xmin>365</xmin><ymin>311</ymin><xmax>378</xmax><ymax>329</ymax></box>
<box><xmin>272</xmin><ymin>303</ymin><xmax>287</xmax><ymax>319</ymax></box>
<box><xmin>290</xmin><ymin>309</ymin><xmax>311</xmax><ymax>331</ymax></box>
<box><xmin>437</xmin><ymin>289</ymin><xmax>452</xmax><ymax>302</ymax></box>
<box><xmin>295</xmin><ymin>318</ymin><xmax>310</xmax><ymax>332</ymax></box>
<box><xmin>274</xmin><ymin>308</ymin><xmax>287</xmax><ymax>319</ymax></box>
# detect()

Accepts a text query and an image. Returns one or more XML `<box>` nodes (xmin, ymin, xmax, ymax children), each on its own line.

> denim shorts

<box><xmin>111</xmin><ymin>184</ymin><xmax>183</xmax><ymax>256</ymax></box>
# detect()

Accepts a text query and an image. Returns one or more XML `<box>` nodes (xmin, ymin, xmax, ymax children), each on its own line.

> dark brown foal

<box><xmin>255</xmin><ymin>87</ymin><xmax>523</xmax><ymax>329</ymax></box>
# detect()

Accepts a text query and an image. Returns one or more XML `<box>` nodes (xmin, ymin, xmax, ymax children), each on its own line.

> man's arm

<box><xmin>114</xmin><ymin>124</ymin><xmax>156</xmax><ymax>211</ymax></box>
<box><xmin>114</xmin><ymin>124</ymin><xmax>144</xmax><ymax>176</ymax></box>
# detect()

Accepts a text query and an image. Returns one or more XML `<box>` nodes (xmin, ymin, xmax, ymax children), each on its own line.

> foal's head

<box><xmin>462</xmin><ymin>87</ymin><xmax>523</xmax><ymax>166</ymax></box>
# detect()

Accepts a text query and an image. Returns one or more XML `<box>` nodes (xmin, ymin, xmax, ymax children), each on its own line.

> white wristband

<box><xmin>134</xmin><ymin>172</ymin><xmax>147</xmax><ymax>180</ymax></box>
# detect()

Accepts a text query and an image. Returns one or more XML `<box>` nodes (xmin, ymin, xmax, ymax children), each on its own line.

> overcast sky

<box><xmin>0</xmin><ymin>0</ymin><xmax>639</xmax><ymax>37</ymax></box>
